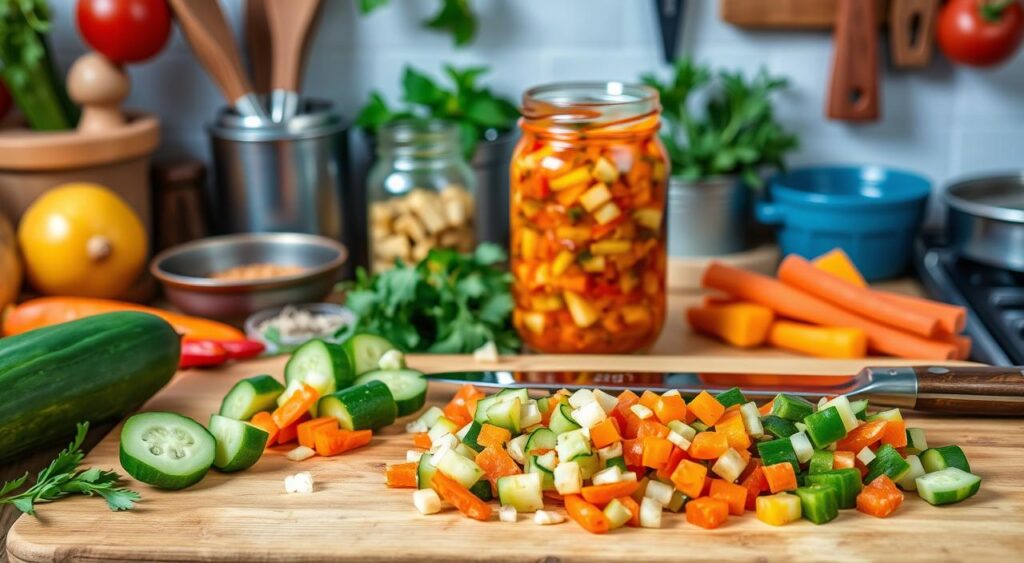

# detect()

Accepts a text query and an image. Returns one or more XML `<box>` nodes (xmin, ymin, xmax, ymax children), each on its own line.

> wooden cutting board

<box><xmin>8</xmin><ymin>355</ymin><xmax>1023</xmax><ymax>562</ymax></box>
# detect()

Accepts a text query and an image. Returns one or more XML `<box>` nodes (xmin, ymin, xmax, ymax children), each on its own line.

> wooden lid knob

<box><xmin>68</xmin><ymin>53</ymin><xmax>130</xmax><ymax>132</ymax></box>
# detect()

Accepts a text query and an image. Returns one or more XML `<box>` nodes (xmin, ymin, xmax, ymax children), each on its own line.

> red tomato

<box><xmin>937</xmin><ymin>0</ymin><xmax>1024</xmax><ymax>67</ymax></box>
<box><xmin>0</xmin><ymin>80</ymin><xmax>11</xmax><ymax>121</ymax></box>
<box><xmin>77</xmin><ymin>0</ymin><xmax>172</xmax><ymax>64</ymax></box>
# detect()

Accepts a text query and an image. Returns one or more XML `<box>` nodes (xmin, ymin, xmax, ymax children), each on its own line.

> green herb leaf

<box><xmin>357</xmin><ymin>0</ymin><xmax>390</xmax><ymax>14</ymax></box>
<box><xmin>402</xmin><ymin>66</ymin><xmax>446</xmax><ymax>107</ymax></box>
<box><xmin>423</xmin><ymin>0</ymin><xmax>477</xmax><ymax>46</ymax></box>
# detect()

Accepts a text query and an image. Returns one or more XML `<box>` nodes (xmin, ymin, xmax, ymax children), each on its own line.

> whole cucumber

<box><xmin>0</xmin><ymin>311</ymin><xmax>181</xmax><ymax>460</ymax></box>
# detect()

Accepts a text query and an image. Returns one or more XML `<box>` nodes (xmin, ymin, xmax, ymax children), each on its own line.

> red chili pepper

<box><xmin>179</xmin><ymin>340</ymin><xmax>228</xmax><ymax>369</ymax></box>
<box><xmin>218</xmin><ymin>339</ymin><xmax>265</xmax><ymax>360</ymax></box>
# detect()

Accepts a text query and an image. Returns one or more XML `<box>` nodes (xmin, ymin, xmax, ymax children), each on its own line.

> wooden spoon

<box><xmin>167</xmin><ymin>0</ymin><xmax>268</xmax><ymax>121</ymax></box>
<box><xmin>826</xmin><ymin>0</ymin><xmax>880</xmax><ymax>121</ymax></box>
<box><xmin>244</xmin><ymin>0</ymin><xmax>272</xmax><ymax>94</ymax></box>
<box><xmin>266</xmin><ymin>0</ymin><xmax>323</xmax><ymax>122</ymax></box>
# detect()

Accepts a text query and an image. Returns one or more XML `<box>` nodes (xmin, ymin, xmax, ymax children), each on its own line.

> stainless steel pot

<box><xmin>944</xmin><ymin>173</ymin><xmax>1024</xmax><ymax>271</ymax></box>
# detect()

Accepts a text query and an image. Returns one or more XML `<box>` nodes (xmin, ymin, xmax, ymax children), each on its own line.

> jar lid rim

<box><xmin>523</xmin><ymin>82</ymin><xmax>658</xmax><ymax>106</ymax></box>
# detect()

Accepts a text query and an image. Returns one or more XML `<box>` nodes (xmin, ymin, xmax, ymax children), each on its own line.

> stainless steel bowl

<box><xmin>151</xmin><ymin>233</ymin><xmax>348</xmax><ymax>321</ymax></box>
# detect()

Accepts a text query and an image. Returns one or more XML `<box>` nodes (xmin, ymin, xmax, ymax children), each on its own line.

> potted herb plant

<box><xmin>355</xmin><ymin>64</ymin><xmax>520</xmax><ymax>249</ymax></box>
<box><xmin>641</xmin><ymin>59</ymin><xmax>798</xmax><ymax>257</ymax></box>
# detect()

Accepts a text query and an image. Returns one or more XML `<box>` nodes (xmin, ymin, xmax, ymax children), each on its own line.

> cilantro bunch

<box><xmin>358</xmin><ymin>0</ymin><xmax>477</xmax><ymax>47</ymax></box>
<box><xmin>340</xmin><ymin>244</ymin><xmax>520</xmax><ymax>354</ymax></box>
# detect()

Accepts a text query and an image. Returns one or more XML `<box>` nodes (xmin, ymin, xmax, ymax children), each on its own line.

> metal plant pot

<box><xmin>667</xmin><ymin>175</ymin><xmax>753</xmax><ymax>257</ymax></box>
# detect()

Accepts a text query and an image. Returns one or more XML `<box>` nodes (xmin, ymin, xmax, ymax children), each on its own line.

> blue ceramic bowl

<box><xmin>757</xmin><ymin>166</ymin><xmax>932</xmax><ymax>281</ymax></box>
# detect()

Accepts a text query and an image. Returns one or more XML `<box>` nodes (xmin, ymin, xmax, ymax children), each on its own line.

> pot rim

<box><xmin>944</xmin><ymin>172</ymin><xmax>1024</xmax><ymax>224</ymax></box>
<box><xmin>769</xmin><ymin>165</ymin><xmax>931</xmax><ymax>208</ymax></box>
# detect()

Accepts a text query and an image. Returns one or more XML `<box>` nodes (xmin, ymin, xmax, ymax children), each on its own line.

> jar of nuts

<box><xmin>367</xmin><ymin>119</ymin><xmax>476</xmax><ymax>271</ymax></box>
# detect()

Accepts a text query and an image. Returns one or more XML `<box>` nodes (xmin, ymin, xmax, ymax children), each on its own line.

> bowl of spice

<box><xmin>245</xmin><ymin>303</ymin><xmax>354</xmax><ymax>354</ymax></box>
<box><xmin>151</xmin><ymin>233</ymin><xmax>347</xmax><ymax>321</ymax></box>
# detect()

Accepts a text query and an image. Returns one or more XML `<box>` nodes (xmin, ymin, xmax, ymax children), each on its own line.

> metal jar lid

<box><xmin>207</xmin><ymin>98</ymin><xmax>347</xmax><ymax>142</ymax></box>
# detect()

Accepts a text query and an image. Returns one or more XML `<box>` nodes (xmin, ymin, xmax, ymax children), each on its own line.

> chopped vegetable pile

<box><xmin>386</xmin><ymin>385</ymin><xmax>981</xmax><ymax>532</ymax></box>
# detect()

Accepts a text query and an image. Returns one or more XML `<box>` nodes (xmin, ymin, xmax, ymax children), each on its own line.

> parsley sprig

<box><xmin>0</xmin><ymin>422</ymin><xmax>140</xmax><ymax>516</ymax></box>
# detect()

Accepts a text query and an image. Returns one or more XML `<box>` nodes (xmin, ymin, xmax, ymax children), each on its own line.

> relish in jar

<box><xmin>510</xmin><ymin>82</ymin><xmax>668</xmax><ymax>353</ymax></box>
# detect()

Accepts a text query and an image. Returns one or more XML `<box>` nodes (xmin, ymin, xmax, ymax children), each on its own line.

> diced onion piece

<box><xmin>520</xmin><ymin>401</ymin><xmax>543</xmax><ymax>428</ymax></box>
<box><xmin>430</xmin><ymin>441</ymin><xmax>453</xmax><ymax>466</ymax></box>
<box><xmin>711</xmin><ymin>448</ymin><xmax>748</xmax><ymax>483</ymax></box>
<box><xmin>630</xmin><ymin>404</ymin><xmax>654</xmax><ymax>420</ymax></box>
<box><xmin>580</xmin><ymin>182</ymin><xmax>612</xmax><ymax>211</ymax></box>
<box><xmin>857</xmin><ymin>446</ymin><xmax>877</xmax><ymax>465</ymax></box>
<box><xmin>662</xmin><ymin>389</ymin><xmax>681</xmax><ymax>398</ymax></box>
<box><xmin>284</xmin><ymin>471</ymin><xmax>314</xmax><ymax>494</ymax></box>
<box><xmin>667</xmin><ymin>430</ymin><xmax>692</xmax><ymax>452</ymax></box>
<box><xmin>568</xmin><ymin>389</ymin><xmax>597</xmax><ymax>408</ymax></box>
<box><xmin>472</xmin><ymin>341</ymin><xmax>499</xmax><ymax>364</ymax></box>
<box><xmin>405</xmin><ymin>420</ymin><xmax>428</xmax><ymax>434</ymax></box>
<box><xmin>640</xmin><ymin>497</ymin><xmax>663</xmax><ymax>528</ymax></box>
<box><xmin>554</xmin><ymin>461</ymin><xmax>583</xmax><ymax>495</ymax></box>
<box><xmin>619</xmin><ymin>471</ymin><xmax>638</xmax><ymax>482</ymax></box>
<box><xmin>644</xmin><ymin>479</ymin><xmax>674</xmax><ymax>505</ymax></box>
<box><xmin>740</xmin><ymin>402</ymin><xmax>765</xmax><ymax>437</ymax></box>
<box><xmin>789</xmin><ymin>431</ymin><xmax>814</xmax><ymax>464</ymax></box>
<box><xmin>591</xmin><ymin>466</ymin><xmax>623</xmax><ymax>486</ymax></box>
<box><xmin>667</xmin><ymin>420</ymin><xmax>697</xmax><ymax>441</ymax></box>
<box><xmin>286</xmin><ymin>446</ymin><xmax>316</xmax><ymax>462</ymax></box>
<box><xmin>820</xmin><ymin>396</ymin><xmax>859</xmax><ymax>432</ymax></box>
<box><xmin>411</xmin><ymin>406</ymin><xmax>443</xmax><ymax>431</ymax></box>
<box><xmin>455</xmin><ymin>422</ymin><xmax>473</xmax><ymax>441</ymax></box>
<box><xmin>413</xmin><ymin>489</ymin><xmax>442</xmax><ymax>515</ymax></box>
<box><xmin>795</xmin><ymin>422</ymin><xmax>808</xmax><ymax>433</ymax></box>
<box><xmin>499</xmin><ymin>505</ymin><xmax>518</xmax><ymax>523</ymax></box>
<box><xmin>430</xmin><ymin>433</ymin><xmax>458</xmax><ymax>454</ymax></box>
<box><xmin>508</xmin><ymin>434</ymin><xmax>529</xmax><ymax>464</ymax></box>
<box><xmin>534</xmin><ymin>510</ymin><xmax>566</xmax><ymax>525</ymax></box>
<box><xmin>592</xmin><ymin>157</ymin><xmax>619</xmax><ymax>184</ymax></box>
<box><xmin>597</xmin><ymin>442</ymin><xmax>623</xmax><ymax>461</ymax></box>
<box><xmin>592</xmin><ymin>389</ymin><xmax>618</xmax><ymax>414</ymax></box>
<box><xmin>572</xmin><ymin>400</ymin><xmax>608</xmax><ymax>428</ymax></box>
<box><xmin>406</xmin><ymin>450</ymin><xmax>424</xmax><ymax>463</ymax></box>
<box><xmin>378</xmin><ymin>349</ymin><xmax>405</xmax><ymax>371</ymax></box>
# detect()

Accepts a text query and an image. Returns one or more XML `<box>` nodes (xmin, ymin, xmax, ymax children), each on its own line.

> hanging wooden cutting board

<box><xmin>827</xmin><ymin>0</ymin><xmax>880</xmax><ymax>121</ymax></box>
<box><xmin>888</xmin><ymin>0</ymin><xmax>939</xmax><ymax>68</ymax></box>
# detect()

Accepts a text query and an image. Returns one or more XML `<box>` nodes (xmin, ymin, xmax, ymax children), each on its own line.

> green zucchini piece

<box><xmin>525</xmin><ymin>427</ymin><xmax>557</xmax><ymax>454</ymax></box>
<box><xmin>119</xmin><ymin>412</ymin><xmax>215</xmax><ymax>490</ymax></box>
<box><xmin>497</xmin><ymin>472</ymin><xmax>544</xmax><ymax>512</ymax></box>
<box><xmin>806</xmin><ymin>468</ymin><xmax>862</xmax><ymax>509</ymax></box>
<box><xmin>605</xmin><ymin>456</ymin><xmax>627</xmax><ymax>472</ymax></box>
<box><xmin>714</xmin><ymin>387</ymin><xmax>746</xmax><ymax>408</ymax></box>
<box><xmin>486</xmin><ymin>397</ymin><xmax>522</xmax><ymax>433</ymax></box>
<box><xmin>849</xmin><ymin>399</ymin><xmax>869</xmax><ymax>421</ymax></box>
<box><xmin>762</xmin><ymin>415</ymin><xmax>798</xmax><ymax>439</ymax></box>
<box><xmin>915</xmin><ymin>467</ymin><xmax>981</xmax><ymax>506</ymax></box>
<box><xmin>469</xmin><ymin>478</ymin><xmax>493</xmax><ymax>501</ymax></box>
<box><xmin>209</xmin><ymin>414</ymin><xmax>268</xmax><ymax>473</ymax></box>
<box><xmin>920</xmin><ymin>445</ymin><xmax>971</xmax><ymax>474</ymax></box>
<box><xmin>795</xmin><ymin>485</ymin><xmax>839</xmax><ymax>524</ymax></box>
<box><xmin>690</xmin><ymin>421</ymin><xmax>710</xmax><ymax>432</ymax></box>
<box><xmin>573</xmin><ymin>452</ymin><xmax>600</xmax><ymax>480</ymax></box>
<box><xmin>665</xmin><ymin>489</ymin><xmax>687</xmax><ymax>512</ymax></box>
<box><xmin>771</xmin><ymin>393</ymin><xmax>815</xmax><ymax>422</ymax></box>
<box><xmin>342</xmin><ymin>333</ymin><xmax>398</xmax><ymax>376</ymax></box>
<box><xmin>803</xmin><ymin>406</ymin><xmax>847</xmax><ymax>448</ymax></box>
<box><xmin>808</xmin><ymin>451</ymin><xmax>834</xmax><ymax>475</ymax></box>
<box><xmin>757</xmin><ymin>437</ymin><xmax>800</xmax><ymax>473</ymax></box>
<box><xmin>865</xmin><ymin>444</ymin><xmax>911</xmax><ymax>483</ymax></box>
<box><xmin>548</xmin><ymin>403</ymin><xmax>581</xmax><ymax>435</ymax></box>
<box><xmin>462</xmin><ymin>421</ymin><xmax>484</xmax><ymax>452</ymax></box>
<box><xmin>318</xmin><ymin>380</ymin><xmax>397</xmax><ymax>430</ymax></box>
<box><xmin>219</xmin><ymin>375</ymin><xmax>285</xmax><ymax>420</ymax></box>
<box><xmin>417</xmin><ymin>452</ymin><xmax>436</xmax><ymax>489</ymax></box>
<box><xmin>284</xmin><ymin>339</ymin><xmax>355</xmax><ymax>399</ymax></box>
<box><xmin>904</xmin><ymin>428</ymin><xmax>928</xmax><ymax>455</ymax></box>
<box><xmin>353</xmin><ymin>369</ymin><xmax>427</xmax><ymax>416</ymax></box>
<box><xmin>436</xmin><ymin>450</ymin><xmax>484</xmax><ymax>488</ymax></box>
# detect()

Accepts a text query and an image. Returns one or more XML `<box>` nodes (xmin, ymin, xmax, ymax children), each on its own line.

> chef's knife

<box><xmin>427</xmin><ymin>365</ymin><xmax>1024</xmax><ymax>416</ymax></box>
<box><xmin>653</xmin><ymin>0</ymin><xmax>686</xmax><ymax>62</ymax></box>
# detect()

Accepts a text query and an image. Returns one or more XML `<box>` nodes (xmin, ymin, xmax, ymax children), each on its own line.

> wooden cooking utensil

<box><xmin>266</xmin><ymin>0</ymin><xmax>323</xmax><ymax>122</ymax></box>
<box><xmin>167</xmin><ymin>0</ymin><xmax>268</xmax><ymax>121</ymax></box>
<box><xmin>889</xmin><ymin>0</ymin><xmax>939</xmax><ymax>68</ymax></box>
<box><xmin>244</xmin><ymin>0</ymin><xmax>272</xmax><ymax>94</ymax></box>
<box><xmin>827</xmin><ymin>0</ymin><xmax>880</xmax><ymax>121</ymax></box>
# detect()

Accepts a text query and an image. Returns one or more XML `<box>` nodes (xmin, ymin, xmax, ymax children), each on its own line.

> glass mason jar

<box><xmin>510</xmin><ymin>82</ymin><xmax>669</xmax><ymax>353</ymax></box>
<box><xmin>367</xmin><ymin>119</ymin><xmax>476</xmax><ymax>272</ymax></box>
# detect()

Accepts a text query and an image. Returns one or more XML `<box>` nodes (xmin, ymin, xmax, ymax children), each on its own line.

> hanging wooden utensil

<box><xmin>827</xmin><ymin>0</ymin><xmax>880</xmax><ymax>121</ymax></box>
<box><xmin>653</xmin><ymin>0</ymin><xmax>687</xmax><ymax>62</ymax></box>
<box><xmin>889</xmin><ymin>0</ymin><xmax>939</xmax><ymax>68</ymax></box>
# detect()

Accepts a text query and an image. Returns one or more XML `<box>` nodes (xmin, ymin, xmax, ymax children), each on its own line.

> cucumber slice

<box><xmin>897</xmin><ymin>454</ymin><xmax>926</xmax><ymax>491</ymax></box>
<box><xmin>461</xmin><ymin>421</ymin><xmax>484</xmax><ymax>452</ymax></box>
<box><xmin>548</xmin><ymin>403</ymin><xmax>581</xmax><ymax>435</ymax></box>
<box><xmin>757</xmin><ymin>437</ymin><xmax>800</xmax><ymax>473</ymax></box>
<box><xmin>849</xmin><ymin>399</ymin><xmax>869</xmax><ymax>421</ymax></box>
<box><xmin>525</xmin><ymin>427</ymin><xmax>556</xmax><ymax>454</ymax></box>
<box><xmin>808</xmin><ymin>451</ymin><xmax>834</xmax><ymax>475</ymax></box>
<box><xmin>905</xmin><ymin>428</ymin><xmax>928</xmax><ymax>455</ymax></box>
<box><xmin>283</xmin><ymin>340</ymin><xmax>355</xmax><ymax>404</ymax></box>
<box><xmin>771</xmin><ymin>393</ymin><xmax>815</xmax><ymax>422</ymax></box>
<box><xmin>714</xmin><ymin>387</ymin><xmax>746</xmax><ymax>408</ymax></box>
<box><xmin>865</xmin><ymin>444</ymin><xmax>911</xmax><ymax>483</ymax></box>
<box><xmin>436</xmin><ymin>450</ymin><xmax>484</xmax><ymax>488</ymax></box>
<box><xmin>413</xmin><ymin>406</ymin><xmax>444</xmax><ymax>429</ymax></box>
<box><xmin>803</xmin><ymin>406</ymin><xmax>847</xmax><ymax>448</ymax></box>
<box><xmin>486</xmin><ymin>397</ymin><xmax>522</xmax><ymax>433</ymax></box>
<box><xmin>469</xmin><ymin>479</ymin><xmax>493</xmax><ymax>501</ymax></box>
<box><xmin>209</xmin><ymin>414</ymin><xmax>269</xmax><ymax>472</ymax></box>
<box><xmin>497</xmin><ymin>472</ymin><xmax>544</xmax><ymax>512</ymax></box>
<box><xmin>916</xmin><ymin>467</ymin><xmax>981</xmax><ymax>505</ymax></box>
<box><xmin>762</xmin><ymin>415</ymin><xmax>798</xmax><ymax>439</ymax></box>
<box><xmin>342</xmin><ymin>333</ymin><xmax>397</xmax><ymax>376</ymax></box>
<box><xmin>921</xmin><ymin>445</ymin><xmax>971</xmax><ymax>474</ymax></box>
<box><xmin>417</xmin><ymin>452</ymin><xmax>436</xmax><ymax>489</ymax></box>
<box><xmin>318</xmin><ymin>380</ymin><xmax>397</xmax><ymax>430</ymax></box>
<box><xmin>119</xmin><ymin>412</ymin><xmax>216</xmax><ymax>490</ymax></box>
<box><xmin>573</xmin><ymin>452</ymin><xmax>600</xmax><ymax>480</ymax></box>
<box><xmin>219</xmin><ymin>375</ymin><xmax>285</xmax><ymax>420</ymax></box>
<box><xmin>555</xmin><ymin>430</ymin><xmax>591</xmax><ymax>462</ymax></box>
<box><xmin>354</xmin><ymin>369</ymin><xmax>427</xmax><ymax>416</ymax></box>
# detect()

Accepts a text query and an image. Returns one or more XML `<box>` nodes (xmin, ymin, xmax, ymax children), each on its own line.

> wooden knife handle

<box><xmin>827</xmin><ymin>0</ymin><xmax>879</xmax><ymax>121</ymax></box>
<box><xmin>915</xmin><ymin>366</ymin><xmax>1024</xmax><ymax>416</ymax></box>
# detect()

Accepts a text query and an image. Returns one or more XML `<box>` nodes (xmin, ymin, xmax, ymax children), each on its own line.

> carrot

<box><xmin>315</xmin><ymin>429</ymin><xmax>372</xmax><ymax>456</ymax></box>
<box><xmin>616</xmin><ymin>495</ymin><xmax>642</xmax><ymax>527</ymax></box>
<box><xmin>812</xmin><ymin>248</ymin><xmax>867</xmax><ymax>287</ymax></box>
<box><xmin>857</xmin><ymin>475</ymin><xmax>904</xmax><ymax>518</ymax></box>
<box><xmin>475</xmin><ymin>445</ymin><xmax>522</xmax><ymax>486</ymax></box>
<box><xmin>622</xmin><ymin>438</ymin><xmax>644</xmax><ymax>468</ymax></box>
<box><xmin>386</xmin><ymin>462</ymin><xmax>418</xmax><ymax>488</ymax></box>
<box><xmin>881</xmin><ymin>419</ymin><xmax>908</xmax><ymax>448</ymax></box>
<box><xmin>476</xmin><ymin>423</ymin><xmax>512</xmax><ymax>449</ymax></box>
<box><xmin>249</xmin><ymin>412</ymin><xmax>279</xmax><ymax>447</ymax></box>
<box><xmin>689</xmin><ymin>432</ymin><xmax>729</xmax><ymax>460</ymax></box>
<box><xmin>779</xmin><ymin>255</ymin><xmax>941</xmax><ymax>338</ymax></box>
<box><xmin>710</xmin><ymin>479</ymin><xmax>748</xmax><ymax>516</ymax></box>
<box><xmin>653</xmin><ymin>394</ymin><xmax>687</xmax><ymax>425</ymax></box>
<box><xmin>641</xmin><ymin>437</ymin><xmax>673</xmax><ymax>469</ymax></box>
<box><xmin>656</xmin><ymin>446</ymin><xmax>687</xmax><ymax>482</ymax></box>
<box><xmin>768</xmin><ymin>321</ymin><xmax>867</xmax><ymax>359</ymax></box>
<box><xmin>638</xmin><ymin>390</ymin><xmax>661</xmax><ymax>411</ymax></box>
<box><xmin>740</xmin><ymin>464</ymin><xmax>767</xmax><ymax>511</ymax></box>
<box><xmin>702</xmin><ymin>294</ymin><xmax>738</xmax><ymax>307</ymax></box>
<box><xmin>344</xmin><ymin>429</ymin><xmax>372</xmax><ymax>450</ymax></box>
<box><xmin>670</xmin><ymin>459</ymin><xmax>708</xmax><ymax>498</ymax></box>
<box><xmin>714</xmin><ymin>411</ymin><xmax>751</xmax><ymax>451</ymax></box>
<box><xmin>581</xmin><ymin>481</ymin><xmax>640</xmax><ymax>506</ymax></box>
<box><xmin>442</xmin><ymin>403</ymin><xmax>472</xmax><ymax>428</ymax></box>
<box><xmin>1</xmin><ymin>296</ymin><xmax>245</xmax><ymax>340</ymax></box>
<box><xmin>444</xmin><ymin>385</ymin><xmax>486</xmax><ymax>428</ymax></box>
<box><xmin>758</xmin><ymin>399</ymin><xmax>775</xmax><ymax>416</ymax></box>
<box><xmin>589</xmin><ymin>418</ymin><xmax>622</xmax><ymax>449</ymax></box>
<box><xmin>432</xmin><ymin>471</ymin><xmax>492</xmax><ymax>522</ymax></box>
<box><xmin>687</xmin><ymin>303</ymin><xmax>775</xmax><ymax>348</ymax></box>
<box><xmin>702</xmin><ymin>262</ymin><xmax>958</xmax><ymax>360</ymax></box>
<box><xmin>412</xmin><ymin>432</ymin><xmax>432</xmax><ymax>450</ymax></box>
<box><xmin>686</xmin><ymin>497</ymin><xmax>730</xmax><ymax>529</ymax></box>
<box><xmin>835</xmin><ymin>420</ymin><xmax>887</xmax><ymax>453</ymax></box>
<box><xmin>297</xmin><ymin>417</ymin><xmax>338</xmax><ymax>449</ymax></box>
<box><xmin>564</xmin><ymin>494</ymin><xmax>610</xmax><ymax>534</ymax></box>
<box><xmin>875</xmin><ymin>290</ymin><xmax>967</xmax><ymax>335</ymax></box>
<box><xmin>636</xmin><ymin>420</ymin><xmax>670</xmax><ymax>439</ymax></box>
<box><xmin>276</xmin><ymin>412</ymin><xmax>309</xmax><ymax>445</ymax></box>
<box><xmin>688</xmin><ymin>390</ymin><xmax>726</xmax><ymax>426</ymax></box>
<box><xmin>272</xmin><ymin>384</ymin><xmax>320</xmax><ymax>429</ymax></box>
<box><xmin>762</xmin><ymin>462</ymin><xmax>798</xmax><ymax>493</ymax></box>
<box><xmin>833</xmin><ymin>450</ymin><xmax>856</xmax><ymax>469</ymax></box>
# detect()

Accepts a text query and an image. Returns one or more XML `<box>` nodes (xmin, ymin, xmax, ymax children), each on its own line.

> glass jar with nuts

<box><xmin>367</xmin><ymin>119</ymin><xmax>476</xmax><ymax>272</ymax></box>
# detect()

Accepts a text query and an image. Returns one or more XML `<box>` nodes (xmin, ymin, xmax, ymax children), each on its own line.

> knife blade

<box><xmin>426</xmin><ymin>365</ymin><xmax>1024</xmax><ymax>416</ymax></box>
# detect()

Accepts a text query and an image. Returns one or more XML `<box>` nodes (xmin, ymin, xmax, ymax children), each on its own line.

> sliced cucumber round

<box><xmin>354</xmin><ymin>369</ymin><xmax>427</xmax><ymax>416</ymax></box>
<box><xmin>318</xmin><ymin>380</ymin><xmax>397</xmax><ymax>430</ymax></box>
<box><xmin>283</xmin><ymin>339</ymin><xmax>355</xmax><ymax>403</ymax></box>
<box><xmin>219</xmin><ymin>375</ymin><xmax>285</xmax><ymax>420</ymax></box>
<box><xmin>120</xmin><ymin>412</ymin><xmax>215</xmax><ymax>490</ymax></box>
<box><xmin>209</xmin><ymin>414</ymin><xmax>269</xmax><ymax>473</ymax></box>
<box><xmin>343</xmin><ymin>333</ymin><xmax>397</xmax><ymax>376</ymax></box>
<box><xmin>915</xmin><ymin>467</ymin><xmax>981</xmax><ymax>506</ymax></box>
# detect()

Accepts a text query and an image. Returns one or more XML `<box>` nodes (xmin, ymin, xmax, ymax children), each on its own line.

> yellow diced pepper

<box><xmin>522</xmin><ymin>311</ymin><xmax>547</xmax><ymax>334</ymax></box>
<box><xmin>552</xmin><ymin>250</ymin><xmax>575</xmax><ymax>276</ymax></box>
<box><xmin>633</xmin><ymin>207</ymin><xmax>663</xmax><ymax>231</ymax></box>
<box><xmin>580</xmin><ymin>255</ymin><xmax>606</xmax><ymax>273</ymax></box>
<box><xmin>533</xmin><ymin>263</ymin><xmax>551</xmax><ymax>287</ymax></box>
<box><xmin>756</xmin><ymin>493</ymin><xmax>802</xmax><ymax>526</ymax></box>
<box><xmin>620</xmin><ymin>272</ymin><xmax>639</xmax><ymax>293</ymax></box>
<box><xmin>591</xmin><ymin>240</ymin><xmax>632</xmax><ymax>256</ymax></box>
<box><xmin>593</xmin><ymin>202</ymin><xmax>623</xmax><ymax>225</ymax></box>
<box><xmin>521</xmin><ymin>228</ymin><xmax>539</xmax><ymax>261</ymax></box>
<box><xmin>549</xmin><ymin>166</ymin><xmax>592</xmax><ymax>191</ymax></box>
<box><xmin>564</xmin><ymin>291</ymin><xmax>599</xmax><ymax>328</ymax></box>
<box><xmin>652</xmin><ymin>160</ymin><xmax>666</xmax><ymax>182</ymax></box>
<box><xmin>621</xmin><ymin>305</ymin><xmax>651</xmax><ymax>327</ymax></box>
<box><xmin>520</xmin><ymin>199</ymin><xmax>542</xmax><ymax>219</ymax></box>
<box><xmin>580</xmin><ymin>183</ymin><xmax>612</xmax><ymax>212</ymax></box>
<box><xmin>531</xmin><ymin>294</ymin><xmax>564</xmax><ymax>312</ymax></box>
<box><xmin>556</xmin><ymin>226</ymin><xmax>591</xmax><ymax>242</ymax></box>
<box><xmin>592</xmin><ymin>157</ymin><xmax>619</xmax><ymax>184</ymax></box>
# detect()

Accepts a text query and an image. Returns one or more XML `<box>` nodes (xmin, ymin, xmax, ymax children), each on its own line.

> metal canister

<box><xmin>207</xmin><ymin>100</ymin><xmax>350</xmax><ymax>249</ymax></box>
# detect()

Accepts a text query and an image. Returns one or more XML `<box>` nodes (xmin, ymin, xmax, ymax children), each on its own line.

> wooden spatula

<box><xmin>827</xmin><ymin>0</ymin><xmax>880</xmax><ymax>121</ymax></box>
<box><xmin>168</xmin><ymin>0</ymin><xmax>268</xmax><ymax>121</ymax></box>
<box><xmin>266</xmin><ymin>0</ymin><xmax>323</xmax><ymax>122</ymax></box>
<box><xmin>244</xmin><ymin>0</ymin><xmax>272</xmax><ymax>94</ymax></box>
<box><xmin>889</xmin><ymin>0</ymin><xmax>939</xmax><ymax>68</ymax></box>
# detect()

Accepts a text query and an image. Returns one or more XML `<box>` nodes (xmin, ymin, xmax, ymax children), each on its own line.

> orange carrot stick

<box><xmin>778</xmin><ymin>255</ymin><xmax>940</xmax><ymax>338</ymax></box>
<box><xmin>875</xmin><ymin>290</ymin><xmax>967</xmax><ymax>335</ymax></box>
<box><xmin>702</xmin><ymin>262</ymin><xmax>957</xmax><ymax>360</ymax></box>
<box><xmin>431</xmin><ymin>472</ymin><xmax>492</xmax><ymax>521</ymax></box>
<box><xmin>687</xmin><ymin>303</ymin><xmax>775</xmax><ymax>348</ymax></box>
<box><xmin>386</xmin><ymin>462</ymin><xmax>418</xmax><ymax>488</ymax></box>
<box><xmin>812</xmin><ymin>248</ymin><xmax>868</xmax><ymax>287</ymax></box>
<box><xmin>768</xmin><ymin>321</ymin><xmax>867</xmax><ymax>359</ymax></box>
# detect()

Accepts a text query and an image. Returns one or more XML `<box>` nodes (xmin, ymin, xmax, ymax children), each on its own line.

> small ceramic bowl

<box><xmin>244</xmin><ymin>303</ymin><xmax>355</xmax><ymax>354</ymax></box>
<box><xmin>151</xmin><ymin>233</ymin><xmax>348</xmax><ymax>321</ymax></box>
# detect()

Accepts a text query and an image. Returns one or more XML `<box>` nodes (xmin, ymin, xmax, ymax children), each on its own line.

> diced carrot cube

<box><xmin>710</xmin><ymin>479</ymin><xmax>748</xmax><ymax>516</ymax></box>
<box><xmin>688</xmin><ymin>431</ymin><xmax>729</xmax><ymax>460</ymax></box>
<box><xmin>686</xmin><ymin>497</ymin><xmax>730</xmax><ymax>529</ymax></box>
<box><xmin>762</xmin><ymin>462</ymin><xmax>798</xmax><ymax>493</ymax></box>
<box><xmin>590</xmin><ymin>418</ymin><xmax>622</xmax><ymax>449</ymax></box>
<box><xmin>249</xmin><ymin>412</ymin><xmax>279</xmax><ymax>448</ymax></box>
<box><xmin>670</xmin><ymin>459</ymin><xmax>707</xmax><ymax>499</ymax></box>
<box><xmin>477</xmin><ymin>423</ymin><xmax>512</xmax><ymax>449</ymax></box>
<box><xmin>654</xmin><ymin>394</ymin><xmax>688</xmax><ymax>424</ymax></box>
<box><xmin>688</xmin><ymin>390</ymin><xmax>726</xmax><ymax>426</ymax></box>
<box><xmin>297</xmin><ymin>417</ymin><xmax>337</xmax><ymax>449</ymax></box>
<box><xmin>641</xmin><ymin>437</ymin><xmax>673</xmax><ymax>470</ymax></box>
